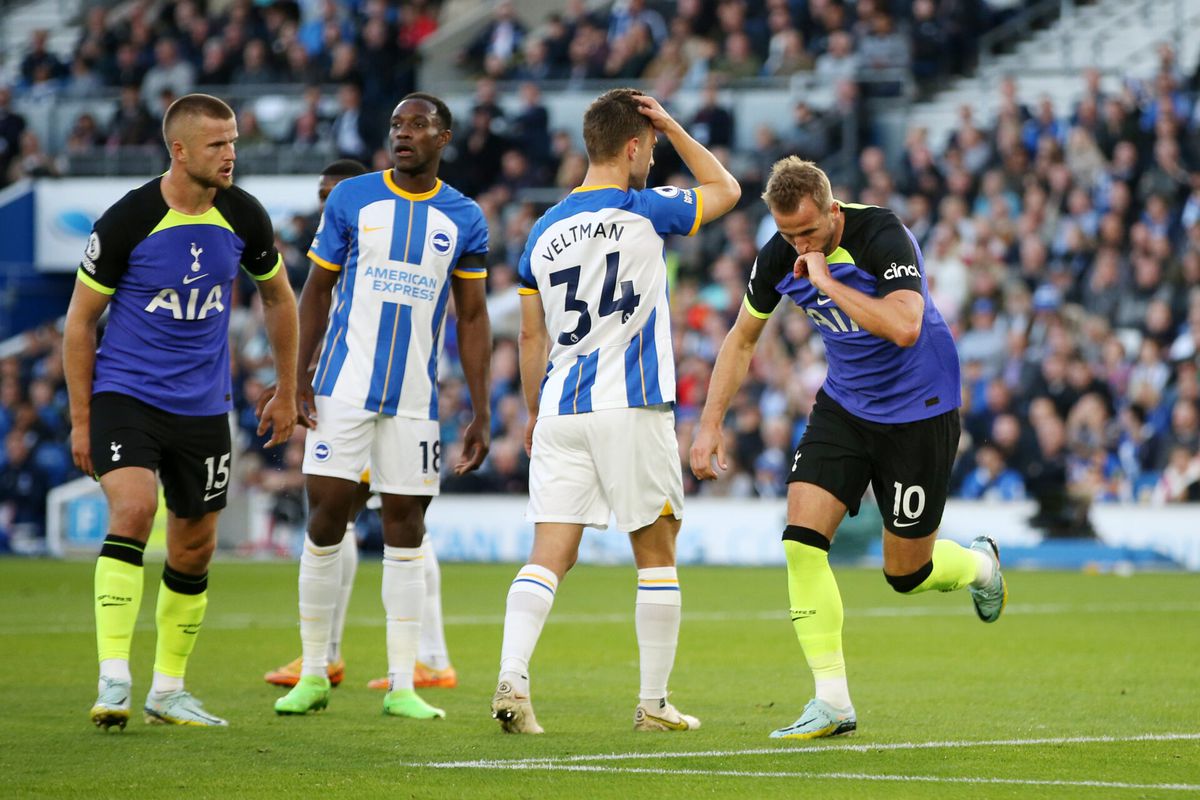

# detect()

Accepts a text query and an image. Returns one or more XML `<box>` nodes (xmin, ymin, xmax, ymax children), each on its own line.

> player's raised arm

<box><xmin>63</xmin><ymin>280</ymin><xmax>112</xmax><ymax>477</ymax></box>
<box><xmin>690</xmin><ymin>303</ymin><xmax>770</xmax><ymax>480</ymax></box>
<box><xmin>452</xmin><ymin>253</ymin><xmax>492</xmax><ymax>475</ymax></box>
<box><xmin>636</xmin><ymin>94</ymin><xmax>740</xmax><ymax>224</ymax></box>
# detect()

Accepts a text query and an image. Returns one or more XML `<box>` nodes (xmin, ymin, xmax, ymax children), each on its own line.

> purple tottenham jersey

<box><xmin>77</xmin><ymin>178</ymin><xmax>281</xmax><ymax>416</ymax></box>
<box><xmin>744</xmin><ymin>203</ymin><xmax>960</xmax><ymax>423</ymax></box>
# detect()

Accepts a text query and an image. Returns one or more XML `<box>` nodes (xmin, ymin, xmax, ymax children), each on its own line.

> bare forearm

<box><xmin>63</xmin><ymin>320</ymin><xmax>97</xmax><ymax>426</ymax></box>
<box><xmin>699</xmin><ymin>333</ymin><xmax>757</xmax><ymax>429</ymax></box>
<box><xmin>819</xmin><ymin>281</ymin><xmax>921</xmax><ymax>347</ymax></box>
<box><xmin>262</xmin><ymin>292</ymin><xmax>299</xmax><ymax>393</ymax></box>
<box><xmin>663</xmin><ymin>120</ymin><xmax>734</xmax><ymax>189</ymax></box>
<box><xmin>518</xmin><ymin>330</ymin><xmax>548</xmax><ymax>416</ymax></box>
<box><xmin>295</xmin><ymin>283</ymin><xmax>333</xmax><ymax>386</ymax></box>
<box><xmin>457</xmin><ymin>312</ymin><xmax>493</xmax><ymax>420</ymax></box>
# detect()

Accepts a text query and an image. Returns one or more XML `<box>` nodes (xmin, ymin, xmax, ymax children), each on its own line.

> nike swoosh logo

<box><xmin>182</xmin><ymin>274</ymin><xmax>208</xmax><ymax>285</ymax></box>
<box><xmin>362</xmin><ymin>225</ymin><xmax>386</xmax><ymax>233</ymax></box>
<box><xmin>817</xmin><ymin>295</ymin><xmax>834</xmax><ymax>305</ymax></box>
<box><xmin>204</xmin><ymin>490</ymin><xmax>226</xmax><ymax>501</ymax></box>
<box><xmin>892</xmin><ymin>519</ymin><xmax>920</xmax><ymax>528</ymax></box>
<box><xmin>643</xmin><ymin>713</ymin><xmax>690</xmax><ymax>731</ymax></box>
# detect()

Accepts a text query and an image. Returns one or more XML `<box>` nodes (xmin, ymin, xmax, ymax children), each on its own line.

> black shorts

<box><xmin>89</xmin><ymin>392</ymin><xmax>232</xmax><ymax>518</ymax></box>
<box><xmin>788</xmin><ymin>389</ymin><xmax>960</xmax><ymax>538</ymax></box>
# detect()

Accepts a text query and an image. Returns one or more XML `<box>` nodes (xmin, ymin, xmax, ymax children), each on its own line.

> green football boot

<box><xmin>383</xmin><ymin>688</ymin><xmax>445</xmax><ymax>720</ymax></box>
<box><xmin>274</xmin><ymin>674</ymin><xmax>331</xmax><ymax>716</ymax></box>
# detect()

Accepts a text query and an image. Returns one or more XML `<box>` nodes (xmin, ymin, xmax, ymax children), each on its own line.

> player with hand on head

<box><xmin>273</xmin><ymin>93</ymin><xmax>490</xmax><ymax>720</ymax></box>
<box><xmin>66</xmin><ymin>93</ymin><xmax>300</xmax><ymax>729</ymax></box>
<box><xmin>491</xmin><ymin>88</ymin><xmax>740</xmax><ymax>734</ymax></box>
<box><xmin>260</xmin><ymin>160</ymin><xmax>458</xmax><ymax>693</ymax></box>
<box><xmin>690</xmin><ymin>157</ymin><xmax>1006</xmax><ymax>740</ymax></box>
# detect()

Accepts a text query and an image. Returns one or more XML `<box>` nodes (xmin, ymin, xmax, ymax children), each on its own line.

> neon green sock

<box><xmin>910</xmin><ymin>539</ymin><xmax>979</xmax><ymax>594</ymax></box>
<box><xmin>784</xmin><ymin>540</ymin><xmax>845</xmax><ymax>682</ymax></box>
<box><xmin>153</xmin><ymin>566</ymin><xmax>208</xmax><ymax>678</ymax></box>
<box><xmin>95</xmin><ymin>536</ymin><xmax>146</xmax><ymax>662</ymax></box>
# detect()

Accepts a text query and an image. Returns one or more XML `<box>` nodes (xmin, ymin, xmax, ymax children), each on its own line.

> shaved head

<box><xmin>162</xmin><ymin>93</ymin><xmax>235</xmax><ymax>150</ymax></box>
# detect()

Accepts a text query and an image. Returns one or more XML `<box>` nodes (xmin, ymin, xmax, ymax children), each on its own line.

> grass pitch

<box><xmin>2</xmin><ymin>558</ymin><xmax>1198</xmax><ymax>798</ymax></box>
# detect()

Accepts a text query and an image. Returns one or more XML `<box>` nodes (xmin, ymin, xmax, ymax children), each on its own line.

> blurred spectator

<box><xmin>329</xmin><ymin>82</ymin><xmax>373</xmax><ymax>163</ymax></box>
<box><xmin>232</xmin><ymin>39</ymin><xmax>280</xmax><ymax>85</ymax></box>
<box><xmin>0</xmin><ymin>86</ymin><xmax>27</xmax><ymax>186</ymax></box>
<box><xmin>6</xmin><ymin>131</ymin><xmax>59</xmax><ymax>183</ymax></box>
<box><xmin>141</xmin><ymin>39</ymin><xmax>195</xmax><ymax>114</ymax></box>
<box><xmin>0</xmin><ymin>431</ymin><xmax>51</xmax><ymax>552</ymax></box>
<box><xmin>461</xmin><ymin>0</ymin><xmax>526</xmax><ymax>77</ymax></box>
<box><xmin>689</xmin><ymin>79</ymin><xmax>734</xmax><ymax>150</ymax></box>
<box><xmin>960</xmin><ymin>443</ymin><xmax>1026</xmax><ymax>500</ymax></box>
<box><xmin>20</xmin><ymin>29</ymin><xmax>64</xmax><ymax>87</ymax></box>
<box><xmin>108</xmin><ymin>84</ymin><xmax>158</xmax><ymax>148</ymax></box>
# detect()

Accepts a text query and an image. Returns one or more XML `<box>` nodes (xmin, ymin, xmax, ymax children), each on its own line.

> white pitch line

<box><xmin>414</xmin><ymin>762</ymin><xmax>1200</xmax><ymax>792</ymax></box>
<box><xmin>421</xmin><ymin>732</ymin><xmax>1200</xmax><ymax>769</ymax></box>
<box><xmin>5</xmin><ymin>602</ymin><xmax>1200</xmax><ymax>636</ymax></box>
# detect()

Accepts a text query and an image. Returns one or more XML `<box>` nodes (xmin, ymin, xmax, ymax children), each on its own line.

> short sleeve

<box><xmin>235</xmin><ymin>191</ymin><xmax>282</xmax><ymax>281</ymax></box>
<box><xmin>451</xmin><ymin>202</ymin><xmax>489</xmax><ymax>279</ymax></box>
<box><xmin>77</xmin><ymin>204</ymin><xmax>136</xmax><ymax>295</ymax></box>
<box><xmin>743</xmin><ymin>238</ymin><xmax>789</xmax><ymax>318</ymax></box>
<box><xmin>863</xmin><ymin>217</ymin><xmax>922</xmax><ymax>296</ymax></box>
<box><xmin>308</xmin><ymin>181</ymin><xmax>351</xmax><ymax>272</ymax></box>
<box><xmin>640</xmin><ymin>186</ymin><xmax>703</xmax><ymax>238</ymax></box>
<box><xmin>516</xmin><ymin>230</ymin><xmax>538</xmax><ymax>294</ymax></box>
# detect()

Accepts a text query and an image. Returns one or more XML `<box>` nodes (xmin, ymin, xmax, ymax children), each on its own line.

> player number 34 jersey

<box><xmin>518</xmin><ymin>185</ymin><xmax>701</xmax><ymax>418</ymax></box>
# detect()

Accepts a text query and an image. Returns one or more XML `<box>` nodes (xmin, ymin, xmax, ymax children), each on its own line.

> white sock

<box><xmin>417</xmin><ymin>537</ymin><xmax>450</xmax><ymax>670</ymax></box>
<box><xmin>969</xmin><ymin>548</ymin><xmax>995</xmax><ymax>587</ymax></box>
<box><xmin>329</xmin><ymin>522</ymin><xmax>359</xmax><ymax>663</ymax></box>
<box><xmin>815</xmin><ymin>677</ymin><xmax>853</xmax><ymax>711</ymax></box>
<box><xmin>151</xmin><ymin>671</ymin><xmax>184</xmax><ymax>694</ymax></box>
<box><xmin>498</xmin><ymin>563</ymin><xmax>558</xmax><ymax>695</ymax></box>
<box><xmin>299</xmin><ymin>536</ymin><xmax>342</xmax><ymax>679</ymax></box>
<box><xmin>382</xmin><ymin>545</ymin><xmax>425</xmax><ymax>691</ymax></box>
<box><xmin>99</xmin><ymin>658</ymin><xmax>131</xmax><ymax>686</ymax></box>
<box><xmin>636</xmin><ymin>567</ymin><xmax>681</xmax><ymax>703</ymax></box>
<box><xmin>809</xmin><ymin>651</ymin><xmax>854</xmax><ymax>711</ymax></box>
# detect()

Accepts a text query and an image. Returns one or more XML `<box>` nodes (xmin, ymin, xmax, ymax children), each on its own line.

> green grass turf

<box><xmin>2</xmin><ymin>558</ymin><xmax>1198</xmax><ymax>798</ymax></box>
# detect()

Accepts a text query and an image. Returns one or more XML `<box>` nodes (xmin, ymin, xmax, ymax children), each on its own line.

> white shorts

<box><xmin>303</xmin><ymin>395</ymin><xmax>441</xmax><ymax>496</ymax></box>
<box><xmin>527</xmin><ymin>405</ymin><xmax>684</xmax><ymax>532</ymax></box>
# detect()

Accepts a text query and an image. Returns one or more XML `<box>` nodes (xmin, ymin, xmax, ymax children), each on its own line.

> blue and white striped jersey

<box><xmin>518</xmin><ymin>184</ymin><xmax>701</xmax><ymax>417</ymax></box>
<box><xmin>308</xmin><ymin>171</ymin><xmax>488</xmax><ymax>419</ymax></box>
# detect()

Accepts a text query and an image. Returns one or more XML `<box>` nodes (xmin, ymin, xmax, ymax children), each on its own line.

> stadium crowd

<box><xmin>3</xmin><ymin>1</ymin><xmax>1200</xmax><ymax>552</ymax></box>
<box><xmin>1</xmin><ymin>0</ymin><xmax>1000</xmax><ymax>181</ymax></box>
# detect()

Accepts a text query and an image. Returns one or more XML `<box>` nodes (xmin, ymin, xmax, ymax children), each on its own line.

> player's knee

<box><xmin>883</xmin><ymin>560</ymin><xmax>933</xmax><ymax>594</ymax></box>
<box><xmin>108</xmin><ymin>496</ymin><xmax>158</xmax><ymax>535</ymax></box>
<box><xmin>172</xmin><ymin>537</ymin><xmax>216</xmax><ymax>573</ymax></box>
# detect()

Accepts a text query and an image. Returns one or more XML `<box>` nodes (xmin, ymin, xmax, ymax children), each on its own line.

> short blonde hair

<box><xmin>762</xmin><ymin>156</ymin><xmax>832</xmax><ymax>214</ymax></box>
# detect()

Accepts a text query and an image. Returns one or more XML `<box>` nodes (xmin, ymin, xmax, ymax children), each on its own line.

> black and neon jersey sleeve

<box><xmin>854</xmin><ymin>207</ymin><xmax>922</xmax><ymax>296</ymax></box>
<box><xmin>743</xmin><ymin>235</ymin><xmax>791</xmax><ymax>319</ymax></box>
<box><xmin>224</xmin><ymin>186</ymin><xmax>282</xmax><ymax>281</ymax></box>
<box><xmin>77</xmin><ymin>182</ymin><xmax>162</xmax><ymax>295</ymax></box>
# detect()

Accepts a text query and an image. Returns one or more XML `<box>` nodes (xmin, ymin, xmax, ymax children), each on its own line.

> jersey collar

<box><xmin>383</xmin><ymin>170</ymin><xmax>442</xmax><ymax>201</ymax></box>
<box><xmin>570</xmin><ymin>184</ymin><xmax>624</xmax><ymax>194</ymax></box>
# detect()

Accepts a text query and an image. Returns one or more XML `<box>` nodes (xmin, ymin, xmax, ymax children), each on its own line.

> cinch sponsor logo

<box><xmin>883</xmin><ymin>262</ymin><xmax>920</xmax><ymax>280</ymax></box>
